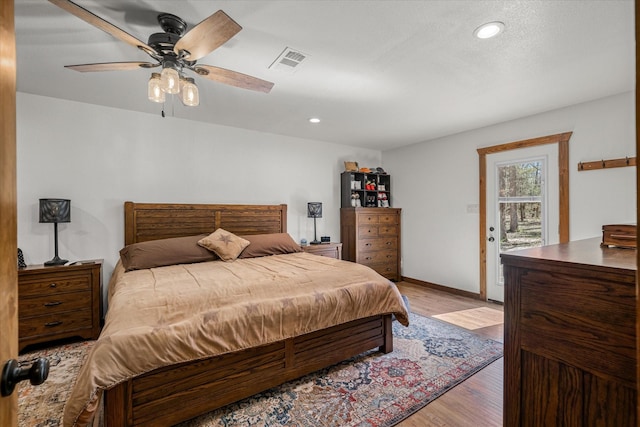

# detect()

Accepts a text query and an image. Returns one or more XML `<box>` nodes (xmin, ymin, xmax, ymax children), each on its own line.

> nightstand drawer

<box><xmin>19</xmin><ymin>273</ymin><xmax>91</xmax><ymax>298</ymax></box>
<box><xmin>302</xmin><ymin>242</ymin><xmax>342</xmax><ymax>260</ymax></box>
<box><xmin>19</xmin><ymin>309</ymin><xmax>93</xmax><ymax>339</ymax></box>
<box><xmin>19</xmin><ymin>291</ymin><xmax>91</xmax><ymax>317</ymax></box>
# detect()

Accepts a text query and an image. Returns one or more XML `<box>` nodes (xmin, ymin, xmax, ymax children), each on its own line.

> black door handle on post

<box><xmin>1</xmin><ymin>357</ymin><xmax>49</xmax><ymax>396</ymax></box>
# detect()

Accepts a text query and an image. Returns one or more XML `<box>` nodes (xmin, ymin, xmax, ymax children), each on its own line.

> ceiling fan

<box><xmin>48</xmin><ymin>0</ymin><xmax>274</xmax><ymax>107</ymax></box>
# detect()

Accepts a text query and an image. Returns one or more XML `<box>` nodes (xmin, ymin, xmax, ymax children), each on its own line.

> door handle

<box><xmin>1</xmin><ymin>357</ymin><xmax>49</xmax><ymax>396</ymax></box>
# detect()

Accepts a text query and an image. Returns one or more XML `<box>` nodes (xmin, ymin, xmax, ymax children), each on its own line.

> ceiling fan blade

<box><xmin>65</xmin><ymin>62</ymin><xmax>159</xmax><ymax>72</ymax></box>
<box><xmin>48</xmin><ymin>0</ymin><xmax>156</xmax><ymax>57</ymax></box>
<box><xmin>174</xmin><ymin>10</ymin><xmax>242</xmax><ymax>61</ymax></box>
<box><xmin>194</xmin><ymin>65</ymin><xmax>274</xmax><ymax>93</ymax></box>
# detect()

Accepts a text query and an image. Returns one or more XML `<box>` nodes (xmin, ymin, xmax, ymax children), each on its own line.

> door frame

<box><xmin>477</xmin><ymin>132</ymin><xmax>571</xmax><ymax>300</ymax></box>
<box><xmin>0</xmin><ymin>0</ymin><xmax>18</xmax><ymax>425</ymax></box>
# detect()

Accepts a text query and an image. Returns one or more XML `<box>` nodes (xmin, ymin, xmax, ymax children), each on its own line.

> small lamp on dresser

<box><xmin>307</xmin><ymin>202</ymin><xmax>322</xmax><ymax>245</ymax></box>
<box><xmin>39</xmin><ymin>198</ymin><xmax>71</xmax><ymax>266</ymax></box>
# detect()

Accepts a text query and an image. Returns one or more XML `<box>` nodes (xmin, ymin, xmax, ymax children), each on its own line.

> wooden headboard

<box><xmin>124</xmin><ymin>202</ymin><xmax>288</xmax><ymax>245</ymax></box>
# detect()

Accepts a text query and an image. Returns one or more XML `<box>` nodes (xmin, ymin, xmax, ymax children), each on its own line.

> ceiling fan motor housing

<box><xmin>148</xmin><ymin>32</ymin><xmax>181</xmax><ymax>57</ymax></box>
<box><xmin>157</xmin><ymin>13</ymin><xmax>187</xmax><ymax>36</ymax></box>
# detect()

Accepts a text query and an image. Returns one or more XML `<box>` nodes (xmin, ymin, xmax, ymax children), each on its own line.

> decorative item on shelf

<box><xmin>350</xmin><ymin>193</ymin><xmax>362</xmax><ymax>207</ymax></box>
<box><xmin>380</xmin><ymin>193</ymin><xmax>390</xmax><ymax>207</ymax></box>
<box><xmin>39</xmin><ymin>198</ymin><xmax>71</xmax><ymax>266</ymax></box>
<box><xmin>17</xmin><ymin>248</ymin><xmax>26</xmax><ymax>269</ymax></box>
<box><xmin>344</xmin><ymin>161</ymin><xmax>359</xmax><ymax>172</ymax></box>
<box><xmin>307</xmin><ymin>202</ymin><xmax>322</xmax><ymax>245</ymax></box>
<box><xmin>321</xmin><ymin>236</ymin><xmax>330</xmax><ymax>243</ymax></box>
<box><xmin>300</xmin><ymin>238</ymin><xmax>308</xmax><ymax>247</ymax></box>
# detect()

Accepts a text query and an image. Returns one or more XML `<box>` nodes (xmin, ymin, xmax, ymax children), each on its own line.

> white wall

<box><xmin>383</xmin><ymin>92</ymin><xmax>636</xmax><ymax>294</ymax></box>
<box><xmin>17</xmin><ymin>92</ymin><xmax>381</xmax><ymax>302</ymax></box>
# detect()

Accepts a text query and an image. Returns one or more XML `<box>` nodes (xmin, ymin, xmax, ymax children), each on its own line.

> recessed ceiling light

<box><xmin>309</xmin><ymin>117</ymin><xmax>321</xmax><ymax>124</ymax></box>
<box><xmin>474</xmin><ymin>21</ymin><xmax>505</xmax><ymax>39</ymax></box>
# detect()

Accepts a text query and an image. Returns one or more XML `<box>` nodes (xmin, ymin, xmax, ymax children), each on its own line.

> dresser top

<box><xmin>501</xmin><ymin>237</ymin><xmax>637</xmax><ymax>273</ymax></box>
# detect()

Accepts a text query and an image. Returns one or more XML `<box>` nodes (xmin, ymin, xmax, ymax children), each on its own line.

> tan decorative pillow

<box><xmin>198</xmin><ymin>228</ymin><xmax>250</xmax><ymax>261</ymax></box>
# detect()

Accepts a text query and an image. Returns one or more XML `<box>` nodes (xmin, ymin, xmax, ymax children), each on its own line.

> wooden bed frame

<box><xmin>102</xmin><ymin>202</ymin><xmax>394</xmax><ymax>426</ymax></box>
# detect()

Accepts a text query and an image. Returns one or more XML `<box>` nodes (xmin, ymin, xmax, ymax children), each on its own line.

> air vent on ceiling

<box><xmin>269</xmin><ymin>47</ymin><xmax>309</xmax><ymax>74</ymax></box>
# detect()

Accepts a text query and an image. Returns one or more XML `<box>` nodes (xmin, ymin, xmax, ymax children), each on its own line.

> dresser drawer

<box><xmin>360</xmin><ymin>238</ymin><xmax>398</xmax><ymax>252</ymax></box>
<box><xmin>19</xmin><ymin>273</ymin><xmax>91</xmax><ymax>298</ymax></box>
<box><xmin>19</xmin><ymin>291</ymin><xmax>91</xmax><ymax>317</ymax></box>
<box><xmin>368</xmin><ymin>263</ymin><xmax>398</xmax><ymax>280</ymax></box>
<box><xmin>358</xmin><ymin>250</ymin><xmax>397</xmax><ymax>265</ymax></box>
<box><xmin>358</xmin><ymin>225</ymin><xmax>379</xmax><ymax>238</ymax></box>
<box><xmin>19</xmin><ymin>309</ymin><xmax>93</xmax><ymax>339</ymax></box>
<box><xmin>378</xmin><ymin>225</ymin><xmax>398</xmax><ymax>236</ymax></box>
<box><xmin>358</xmin><ymin>213</ymin><xmax>380</xmax><ymax>224</ymax></box>
<box><xmin>377</xmin><ymin>213</ymin><xmax>399</xmax><ymax>224</ymax></box>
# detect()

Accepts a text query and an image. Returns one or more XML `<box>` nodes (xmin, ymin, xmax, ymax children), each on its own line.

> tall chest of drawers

<box><xmin>340</xmin><ymin>207</ymin><xmax>401</xmax><ymax>281</ymax></box>
<box><xmin>18</xmin><ymin>260</ymin><xmax>102</xmax><ymax>351</ymax></box>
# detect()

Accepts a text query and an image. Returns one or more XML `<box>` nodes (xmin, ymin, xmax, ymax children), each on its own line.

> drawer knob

<box><xmin>49</xmin><ymin>283</ymin><xmax>57</xmax><ymax>288</ymax></box>
<box><xmin>44</xmin><ymin>321</ymin><xmax>62</xmax><ymax>327</ymax></box>
<box><xmin>1</xmin><ymin>358</ymin><xmax>49</xmax><ymax>397</ymax></box>
<box><xmin>43</xmin><ymin>301</ymin><xmax>62</xmax><ymax>307</ymax></box>
<box><xmin>386</xmin><ymin>242</ymin><xmax>392</xmax><ymax>245</ymax></box>
<box><xmin>366</xmin><ymin>257</ymin><xmax>372</xmax><ymax>260</ymax></box>
<box><xmin>365</xmin><ymin>243</ymin><xmax>372</xmax><ymax>247</ymax></box>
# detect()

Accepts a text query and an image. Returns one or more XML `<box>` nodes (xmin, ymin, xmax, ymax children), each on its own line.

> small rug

<box><xmin>18</xmin><ymin>340</ymin><xmax>95</xmax><ymax>427</ymax></box>
<box><xmin>432</xmin><ymin>307</ymin><xmax>504</xmax><ymax>330</ymax></box>
<box><xmin>18</xmin><ymin>313</ymin><xmax>502</xmax><ymax>427</ymax></box>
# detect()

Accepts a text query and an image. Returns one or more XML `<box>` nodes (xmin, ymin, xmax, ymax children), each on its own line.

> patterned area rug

<box><xmin>18</xmin><ymin>313</ymin><xmax>502</xmax><ymax>427</ymax></box>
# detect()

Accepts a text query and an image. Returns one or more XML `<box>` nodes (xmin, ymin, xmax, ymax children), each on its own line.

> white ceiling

<box><xmin>15</xmin><ymin>0</ymin><xmax>635</xmax><ymax>151</ymax></box>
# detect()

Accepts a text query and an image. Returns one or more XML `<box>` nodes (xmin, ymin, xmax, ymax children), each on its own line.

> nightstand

<box><xmin>18</xmin><ymin>260</ymin><xmax>102</xmax><ymax>351</ymax></box>
<box><xmin>302</xmin><ymin>242</ymin><xmax>343</xmax><ymax>260</ymax></box>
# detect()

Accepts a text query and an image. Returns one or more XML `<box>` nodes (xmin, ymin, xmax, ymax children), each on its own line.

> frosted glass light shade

<box><xmin>181</xmin><ymin>77</ymin><xmax>199</xmax><ymax>106</ymax></box>
<box><xmin>148</xmin><ymin>73</ymin><xmax>165</xmax><ymax>103</ymax></box>
<box><xmin>161</xmin><ymin>66</ymin><xmax>180</xmax><ymax>94</ymax></box>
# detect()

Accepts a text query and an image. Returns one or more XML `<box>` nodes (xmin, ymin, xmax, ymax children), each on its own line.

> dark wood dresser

<box><xmin>501</xmin><ymin>238</ymin><xmax>636</xmax><ymax>426</ymax></box>
<box><xmin>340</xmin><ymin>207</ymin><xmax>401</xmax><ymax>281</ymax></box>
<box><xmin>18</xmin><ymin>260</ymin><xmax>102</xmax><ymax>351</ymax></box>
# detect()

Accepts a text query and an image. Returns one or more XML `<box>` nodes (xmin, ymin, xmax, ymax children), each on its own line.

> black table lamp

<box><xmin>39</xmin><ymin>198</ymin><xmax>70</xmax><ymax>266</ymax></box>
<box><xmin>307</xmin><ymin>202</ymin><xmax>322</xmax><ymax>245</ymax></box>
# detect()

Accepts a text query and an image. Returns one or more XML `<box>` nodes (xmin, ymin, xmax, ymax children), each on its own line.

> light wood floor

<box><xmin>394</xmin><ymin>281</ymin><xmax>504</xmax><ymax>427</ymax></box>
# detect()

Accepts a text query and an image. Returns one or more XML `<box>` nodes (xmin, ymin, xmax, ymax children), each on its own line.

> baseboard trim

<box><xmin>401</xmin><ymin>276</ymin><xmax>485</xmax><ymax>301</ymax></box>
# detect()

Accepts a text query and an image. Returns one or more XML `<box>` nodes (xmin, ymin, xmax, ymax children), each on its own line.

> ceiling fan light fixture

<box><xmin>161</xmin><ymin>62</ymin><xmax>180</xmax><ymax>94</ymax></box>
<box><xmin>181</xmin><ymin>77</ymin><xmax>199</xmax><ymax>107</ymax></box>
<box><xmin>148</xmin><ymin>73</ymin><xmax>165</xmax><ymax>103</ymax></box>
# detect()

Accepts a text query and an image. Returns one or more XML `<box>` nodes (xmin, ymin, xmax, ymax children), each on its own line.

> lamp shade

<box><xmin>39</xmin><ymin>199</ymin><xmax>71</xmax><ymax>223</ymax></box>
<box><xmin>307</xmin><ymin>202</ymin><xmax>322</xmax><ymax>218</ymax></box>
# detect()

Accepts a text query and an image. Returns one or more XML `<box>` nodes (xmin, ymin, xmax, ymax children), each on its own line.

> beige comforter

<box><xmin>63</xmin><ymin>252</ymin><xmax>409</xmax><ymax>426</ymax></box>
